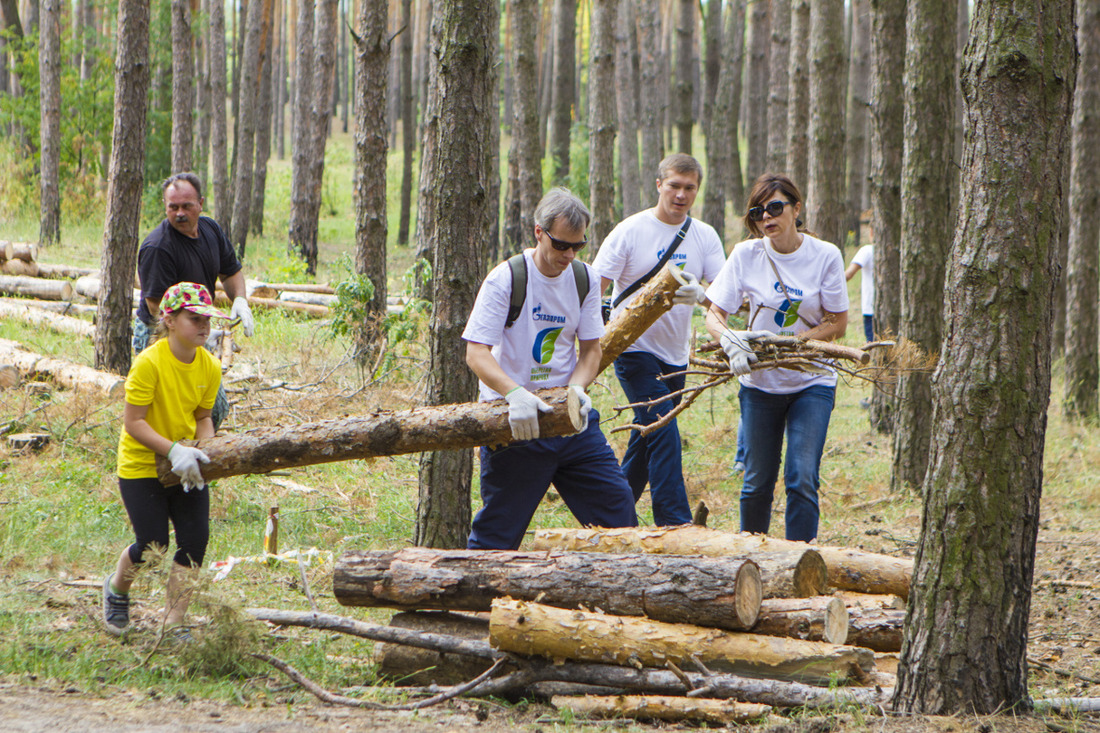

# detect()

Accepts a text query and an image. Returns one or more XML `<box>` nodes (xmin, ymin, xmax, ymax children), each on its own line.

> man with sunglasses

<box><xmin>462</xmin><ymin>188</ymin><xmax>637</xmax><ymax>550</ymax></box>
<box><xmin>591</xmin><ymin>154</ymin><xmax>727</xmax><ymax>526</ymax></box>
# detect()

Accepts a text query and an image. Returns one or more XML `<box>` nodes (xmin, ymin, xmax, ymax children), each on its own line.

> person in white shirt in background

<box><xmin>845</xmin><ymin>244</ymin><xmax>875</xmax><ymax>343</ymax></box>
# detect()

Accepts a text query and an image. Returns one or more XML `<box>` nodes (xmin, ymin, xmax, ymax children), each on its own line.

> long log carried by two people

<box><xmin>155</xmin><ymin>386</ymin><xmax>586</xmax><ymax>485</ymax></box>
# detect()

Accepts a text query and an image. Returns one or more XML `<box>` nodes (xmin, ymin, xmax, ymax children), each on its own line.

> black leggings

<box><xmin>118</xmin><ymin>476</ymin><xmax>210</xmax><ymax>568</ymax></box>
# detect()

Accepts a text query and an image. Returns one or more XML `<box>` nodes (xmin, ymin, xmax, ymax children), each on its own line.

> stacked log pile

<box><xmin>0</xmin><ymin>337</ymin><xmax>124</xmax><ymax>395</ymax></box>
<box><xmin>0</xmin><ymin>241</ymin><xmax>39</xmax><ymax>276</ymax></box>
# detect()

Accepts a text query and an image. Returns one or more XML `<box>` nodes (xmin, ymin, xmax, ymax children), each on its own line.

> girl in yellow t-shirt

<box><xmin>103</xmin><ymin>282</ymin><xmax>229</xmax><ymax>638</ymax></box>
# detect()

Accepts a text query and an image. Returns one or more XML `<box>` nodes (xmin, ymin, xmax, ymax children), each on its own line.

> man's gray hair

<box><xmin>534</xmin><ymin>187</ymin><xmax>591</xmax><ymax>233</ymax></box>
<box><xmin>162</xmin><ymin>172</ymin><xmax>204</xmax><ymax>200</ymax></box>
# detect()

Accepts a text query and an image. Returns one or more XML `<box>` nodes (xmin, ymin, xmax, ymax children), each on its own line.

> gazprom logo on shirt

<box><xmin>772</xmin><ymin>281</ymin><xmax>804</xmax><ymax>297</ymax></box>
<box><xmin>656</xmin><ymin>247</ymin><xmax>688</xmax><ymax>263</ymax></box>
<box><xmin>532</xmin><ymin>327</ymin><xmax>563</xmax><ymax>364</ymax></box>
<box><xmin>531</xmin><ymin>303</ymin><xmax>566</xmax><ymax>323</ymax></box>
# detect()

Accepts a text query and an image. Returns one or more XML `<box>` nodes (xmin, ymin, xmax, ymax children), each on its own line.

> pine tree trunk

<box><xmin>95</xmin><ymin>0</ymin><xmax>148</xmax><ymax>376</ymax></box>
<box><xmin>786</xmin><ymin>0</ymin><xmax>810</xmax><ymax>187</ymax></box>
<box><xmin>171</xmin><ymin>0</ymin><xmax>194</xmax><ymax>172</ymax></box>
<box><xmin>210</xmin><ymin>0</ymin><xmax>230</xmax><ymax>221</ymax></box>
<box><xmin>352</xmin><ymin>0</ymin><xmax>389</xmax><ymax>367</ymax></box>
<box><xmin>725</xmin><ymin>0</ymin><xmax>746</xmax><ymax>216</ymax></box>
<box><xmin>195</xmin><ymin>0</ymin><xmax>211</xmax><ymax>179</ymax></box>
<box><xmin>844</xmin><ymin>0</ymin><xmax>870</xmax><ymax>245</ymax></box>
<box><xmin>765</xmin><ymin>0</ymin><xmax>789</xmax><ymax>173</ymax></box>
<box><xmin>396</xmin><ymin>0</ymin><xmax>415</xmax><ymax>246</ymax></box>
<box><xmin>744</xmin><ymin>0</ymin><xmax>770</xmax><ymax>184</ymax></box>
<box><xmin>673</xmin><ymin>0</ymin><xmax>693</xmax><ymax>154</ymax></box>
<box><xmin>867</xmin><ymin>0</ymin><xmax>905</xmax><ymax>434</ymax></box>
<box><xmin>230</xmin><ymin>0</ymin><xmax>268</xmax><ymax>255</ymax></box>
<box><xmin>892</xmin><ymin>0</ymin><xmax>1074</xmax><ymax>712</ymax></box>
<box><xmin>510</xmin><ymin>0</ymin><xmax>541</xmax><ymax>250</ymax></box>
<box><xmin>636</xmin><ymin>0</ymin><xmax>662</xmax><ymax>188</ymax></box>
<box><xmin>37</xmin><ymin>0</ymin><xmax>60</xmax><ymax>248</ymax></box>
<box><xmin>588</xmin><ymin>0</ymin><xmax>617</xmax><ymax>251</ymax></box>
<box><xmin>414</xmin><ymin>0</ymin><xmax>498</xmax><ymax>549</ymax></box>
<box><xmin>700</xmin><ymin>0</ymin><xmax>721</xmax><ymax>137</ymax></box>
<box><xmin>806</xmin><ymin>0</ymin><xmax>845</xmax><ymax>246</ymax></box>
<box><xmin>288</xmin><ymin>0</ymin><xmax>314</xmax><ymax>263</ymax></box>
<box><xmin>249</xmin><ymin>0</ymin><xmax>276</xmax><ymax>235</ymax></box>
<box><xmin>274</xmin><ymin>0</ymin><xmax>286</xmax><ymax>160</ymax></box>
<box><xmin>548</xmin><ymin>0</ymin><xmax>575</xmax><ymax>185</ymax></box>
<box><xmin>703</xmin><ymin>0</ymin><xmax>743</xmax><ymax>238</ymax></box>
<box><xmin>890</xmin><ymin>0</ymin><xmax>957</xmax><ymax>492</ymax></box>
<box><xmin>614</xmin><ymin>0</ymin><xmax>640</xmax><ymax>217</ymax></box>
<box><xmin>1063</xmin><ymin>0</ymin><xmax>1100</xmax><ymax>420</ymax></box>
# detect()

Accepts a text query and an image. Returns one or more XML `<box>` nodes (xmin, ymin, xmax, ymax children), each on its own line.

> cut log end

<box><xmin>8</xmin><ymin>432</ymin><xmax>50</xmax><ymax>452</ymax></box>
<box><xmin>566</xmin><ymin>386</ymin><xmax>584</xmax><ymax>434</ymax></box>
<box><xmin>735</xmin><ymin>560</ymin><xmax>763</xmax><ymax>628</ymax></box>
<box><xmin>0</xmin><ymin>364</ymin><xmax>20</xmax><ymax>390</ymax></box>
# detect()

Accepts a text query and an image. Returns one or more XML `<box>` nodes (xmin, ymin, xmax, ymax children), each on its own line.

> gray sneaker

<box><xmin>102</xmin><ymin>574</ymin><xmax>130</xmax><ymax>636</ymax></box>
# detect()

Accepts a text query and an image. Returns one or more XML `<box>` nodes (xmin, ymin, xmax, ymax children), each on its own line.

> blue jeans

<box><xmin>863</xmin><ymin>315</ymin><xmax>874</xmax><ymax>343</ymax></box>
<box><xmin>739</xmin><ymin>384</ymin><xmax>835</xmax><ymax>542</ymax></box>
<box><xmin>468</xmin><ymin>409</ymin><xmax>638</xmax><ymax>550</ymax></box>
<box><xmin>133</xmin><ymin>318</ymin><xmax>230</xmax><ymax>431</ymax></box>
<box><xmin>614</xmin><ymin>352</ymin><xmax>693</xmax><ymax>526</ymax></box>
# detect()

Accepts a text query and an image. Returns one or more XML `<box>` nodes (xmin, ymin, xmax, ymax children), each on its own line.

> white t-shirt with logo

<box><xmin>706</xmin><ymin>235</ymin><xmax>848</xmax><ymax>394</ymax></box>
<box><xmin>851</xmin><ymin>244</ymin><xmax>874</xmax><ymax>316</ymax></box>
<box><xmin>591</xmin><ymin>209</ymin><xmax>727</xmax><ymax>365</ymax></box>
<box><xmin>463</xmin><ymin>249</ymin><xmax>604</xmax><ymax>402</ymax></box>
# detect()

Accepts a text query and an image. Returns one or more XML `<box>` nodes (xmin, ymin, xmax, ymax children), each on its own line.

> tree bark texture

<box><xmin>510</xmin><ymin>0</ymin><xmax>541</xmax><ymax>251</ymax></box>
<box><xmin>287</xmin><ymin>0</ymin><xmax>314</xmax><ymax>263</ymax></box>
<box><xmin>806</xmin><ymin>0</ymin><xmax>846</xmax><ymax>247</ymax></box>
<box><xmin>37</xmin><ymin>0</ymin><xmax>60</xmax><ymax>248</ymax></box>
<box><xmin>766</xmin><ymin>0</ymin><xmax>790</xmax><ymax>173</ymax></box>
<box><xmin>156</xmin><ymin>386</ymin><xmax>580</xmax><ymax>485</ymax></box>
<box><xmin>548</xmin><ymin>0</ymin><xmax>575</xmax><ymax>185</ymax></box>
<box><xmin>229</xmin><ymin>0</ymin><xmax>268</xmax><ymax>254</ymax></box>
<box><xmin>209</xmin><ymin>0</ymin><xmax>230</xmax><ymax>221</ymax></box>
<box><xmin>749</xmin><ymin>549</ymin><xmax>828</xmax><ymax>599</ymax></box>
<box><xmin>753</xmin><ymin>596</ymin><xmax>849</xmax><ymax>645</ymax></box>
<box><xmin>1</xmin><ymin>338</ymin><xmax>124</xmax><ymax>395</ymax></box>
<box><xmin>396</xmin><ymin>0</ymin><xmax>415</xmax><ymax>246</ymax></box>
<box><xmin>673</xmin><ymin>0</ymin><xmax>693</xmax><ymax>154</ymax></box>
<box><xmin>171</xmin><ymin>0</ymin><xmax>194</xmax><ymax>172</ymax></box>
<box><xmin>374</xmin><ymin>610</ymin><xmax>493</xmax><ymax>686</ymax></box>
<box><xmin>867</xmin><ymin>0</ymin><xmax>905</xmax><ymax>434</ymax></box>
<box><xmin>490</xmin><ymin>598</ymin><xmax>876</xmax><ymax>686</ymax></box>
<box><xmin>891</xmin><ymin>0</ymin><xmax>957</xmax><ymax>493</ymax></box>
<box><xmin>892</xmin><ymin>0</ymin><xmax>1075</xmax><ymax>713</ymax></box>
<box><xmin>352</xmin><ymin>0</ymin><xmax>389</xmax><ymax>367</ymax></box>
<box><xmin>552</xmin><ymin>696</ymin><xmax>771</xmax><ymax>725</ymax></box>
<box><xmin>95</xmin><ymin>0</ymin><xmax>148</xmax><ymax>376</ymax></box>
<box><xmin>597</xmin><ymin>264</ymin><xmax>681</xmax><ymax>373</ymax></box>
<box><xmin>194</xmin><ymin>0</ymin><xmax>210</xmax><ymax>180</ymax></box>
<box><xmin>414</xmin><ymin>0</ymin><xmax>498</xmax><ymax>549</ymax></box>
<box><xmin>701</xmin><ymin>0</ymin><xmax>727</xmax><ymax>235</ymax></box>
<box><xmin>701</xmin><ymin>0</ymin><xmax>721</xmax><ymax>137</ymax></box>
<box><xmin>785</xmin><ymin>0</ymin><xmax>810</xmax><ymax>188</ymax></box>
<box><xmin>845</xmin><ymin>606</ymin><xmax>904</xmax><ymax>653</ymax></box>
<box><xmin>1062</xmin><ymin>0</ymin><xmax>1100</xmax><ymax>421</ymax></box>
<box><xmin>743</xmin><ymin>0</ymin><xmax>769</xmax><ymax>183</ymax></box>
<box><xmin>334</xmin><ymin>547</ymin><xmax>763</xmax><ymax>631</ymax></box>
<box><xmin>249</xmin><ymin>0</ymin><xmax>277</xmax><ymax>236</ymax></box>
<box><xmin>845</xmin><ymin>0</ymin><xmax>870</xmax><ymax>244</ymax></box>
<box><xmin>636</xmin><ymin>0</ymin><xmax>663</xmax><ymax>188</ymax></box>
<box><xmin>531</xmin><ymin>526</ymin><xmax>914</xmax><ymax>598</ymax></box>
<box><xmin>587</xmin><ymin>0</ymin><xmax>617</xmax><ymax>250</ymax></box>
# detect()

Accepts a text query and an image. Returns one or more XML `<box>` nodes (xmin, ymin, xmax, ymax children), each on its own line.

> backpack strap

<box><xmin>505</xmin><ymin>254</ymin><xmax>590</xmax><ymax>329</ymax></box>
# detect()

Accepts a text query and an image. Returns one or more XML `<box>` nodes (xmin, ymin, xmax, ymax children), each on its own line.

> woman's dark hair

<box><xmin>743</xmin><ymin>173</ymin><xmax>803</xmax><ymax>238</ymax></box>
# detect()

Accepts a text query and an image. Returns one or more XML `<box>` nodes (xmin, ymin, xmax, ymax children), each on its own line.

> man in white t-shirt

<box><xmin>462</xmin><ymin>188</ymin><xmax>637</xmax><ymax>550</ymax></box>
<box><xmin>591</xmin><ymin>154</ymin><xmax>727</xmax><ymax>526</ymax></box>
<box><xmin>845</xmin><ymin>244</ymin><xmax>875</xmax><ymax>342</ymax></box>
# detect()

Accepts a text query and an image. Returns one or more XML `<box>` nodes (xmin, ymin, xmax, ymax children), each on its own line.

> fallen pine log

<box><xmin>32</xmin><ymin>262</ymin><xmax>99</xmax><ymax>279</ymax></box>
<box><xmin>0</xmin><ymin>296</ymin><xmax>98</xmax><ymax>316</ymax></box>
<box><xmin>280</xmin><ymin>291</ymin><xmax>337</xmax><ymax>307</ymax></box>
<box><xmin>0</xmin><ymin>338</ymin><xmax>124</xmax><ymax>396</ymax></box>
<box><xmin>333</xmin><ymin>547</ymin><xmax>763</xmax><ymax>630</ymax></box>
<box><xmin>834</xmin><ymin>592</ymin><xmax>906</xmax><ymax>610</ymax></box>
<box><xmin>844</xmin><ymin>607</ymin><xmax>905</xmax><ymax>653</ymax></box>
<box><xmin>375</xmin><ymin>611</ymin><xmax>493</xmax><ymax>686</ymax></box>
<box><xmin>246</xmin><ymin>607</ymin><xmax>892</xmax><ymax>709</ymax></box>
<box><xmin>551</xmin><ymin>695</ymin><xmax>772</xmax><ymax>725</ymax></box>
<box><xmin>598</xmin><ymin>264</ymin><xmax>682</xmax><ymax>374</ymax></box>
<box><xmin>0</xmin><ymin>300</ymin><xmax>94</xmax><ymax>338</ymax></box>
<box><xmin>752</xmin><ymin>596</ymin><xmax>848</xmax><ymax>645</ymax></box>
<box><xmin>72</xmin><ymin>275</ymin><xmax>140</xmax><ymax>305</ymax></box>
<box><xmin>750</xmin><ymin>550</ymin><xmax>828</xmax><ymax>599</ymax></box>
<box><xmin>490</xmin><ymin>598</ymin><xmax>875</xmax><ymax>686</ymax></box>
<box><xmin>261</xmin><ymin>281</ymin><xmax>336</xmax><ymax>294</ymax></box>
<box><xmin>156</xmin><ymin>385</ymin><xmax>584</xmax><ymax>484</ymax></box>
<box><xmin>532</xmin><ymin>525</ymin><xmax>914</xmax><ymax>599</ymax></box>
<box><xmin>0</xmin><ymin>274</ymin><xmax>72</xmax><ymax>301</ymax></box>
<box><xmin>1</xmin><ymin>259</ymin><xmax>39</xmax><ymax>277</ymax></box>
<box><xmin>10</xmin><ymin>242</ymin><xmax>38</xmax><ymax>263</ymax></box>
<box><xmin>220</xmin><ymin>294</ymin><xmax>329</xmax><ymax>317</ymax></box>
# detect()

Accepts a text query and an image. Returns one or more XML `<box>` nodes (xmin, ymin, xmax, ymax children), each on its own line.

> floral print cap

<box><xmin>161</xmin><ymin>281</ymin><xmax>230</xmax><ymax>320</ymax></box>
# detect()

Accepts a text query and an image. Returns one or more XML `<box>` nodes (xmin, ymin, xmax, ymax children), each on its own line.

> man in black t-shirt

<box><xmin>134</xmin><ymin>173</ymin><xmax>255</xmax><ymax>429</ymax></box>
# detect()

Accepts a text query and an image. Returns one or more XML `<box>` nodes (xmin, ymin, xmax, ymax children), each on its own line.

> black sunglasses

<box><xmin>748</xmin><ymin>200</ymin><xmax>793</xmax><ymax>221</ymax></box>
<box><xmin>545</xmin><ymin>230</ymin><xmax>588</xmax><ymax>252</ymax></box>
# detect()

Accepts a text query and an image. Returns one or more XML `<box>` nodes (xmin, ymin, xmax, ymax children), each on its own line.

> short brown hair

<box><xmin>657</xmin><ymin>153</ymin><xmax>703</xmax><ymax>184</ymax></box>
<box><xmin>743</xmin><ymin>173</ymin><xmax>803</xmax><ymax>238</ymax></box>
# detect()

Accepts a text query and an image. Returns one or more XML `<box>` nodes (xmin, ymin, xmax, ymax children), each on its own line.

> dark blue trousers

<box><xmin>614</xmin><ymin>351</ymin><xmax>693</xmax><ymax>526</ymax></box>
<box><xmin>468</xmin><ymin>409</ymin><xmax>638</xmax><ymax>550</ymax></box>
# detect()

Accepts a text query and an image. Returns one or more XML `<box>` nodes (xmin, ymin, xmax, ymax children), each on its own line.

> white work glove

<box><xmin>504</xmin><ymin>386</ymin><xmax>553</xmax><ymax>441</ymax></box>
<box><xmin>231</xmin><ymin>297</ymin><xmax>255</xmax><ymax>337</ymax></box>
<box><xmin>168</xmin><ymin>443</ymin><xmax>211</xmax><ymax>492</ymax></box>
<box><xmin>672</xmin><ymin>271</ymin><xmax>707</xmax><ymax>305</ymax></box>
<box><xmin>204</xmin><ymin>328</ymin><xmax>225</xmax><ymax>353</ymax></box>
<box><xmin>720</xmin><ymin>330</ymin><xmax>769</xmax><ymax>376</ymax></box>
<box><xmin>568</xmin><ymin>384</ymin><xmax>592</xmax><ymax>432</ymax></box>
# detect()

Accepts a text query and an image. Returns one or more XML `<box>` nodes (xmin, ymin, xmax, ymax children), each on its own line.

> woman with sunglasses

<box><xmin>704</xmin><ymin>173</ymin><xmax>848</xmax><ymax>542</ymax></box>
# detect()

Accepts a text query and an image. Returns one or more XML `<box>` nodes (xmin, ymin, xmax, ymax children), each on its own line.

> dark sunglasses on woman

<box><xmin>748</xmin><ymin>200</ymin><xmax>793</xmax><ymax>221</ymax></box>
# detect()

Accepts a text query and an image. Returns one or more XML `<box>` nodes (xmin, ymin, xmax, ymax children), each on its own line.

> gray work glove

<box><xmin>672</xmin><ymin>271</ymin><xmax>707</xmax><ymax>305</ymax></box>
<box><xmin>504</xmin><ymin>386</ymin><xmax>553</xmax><ymax>441</ymax></box>
<box><xmin>231</xmin><ymin>297</ymin><xmax>255</xmax><ymax>337</ymax></box>
<box><xmin>720</xmin><ymin>330</ymin><xmax>769</xmax><ymax>376</ymax></box>
<box><xmin>204</xmin><ymin>328</ymin><xmax>225</xmax><ymax>353</ymax></box>
<box><xmin>168</xmin><ymin>442</ymin><xmax>211</xmax><ymax>492</ymax></box>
